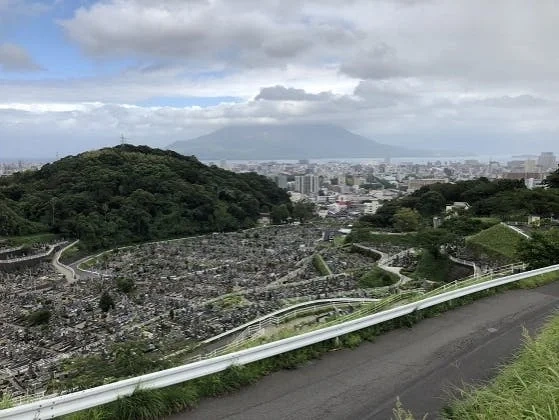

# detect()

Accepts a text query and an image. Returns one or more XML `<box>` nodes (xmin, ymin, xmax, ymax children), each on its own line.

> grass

<box><xmin>312</xmin><ymin>253</ymin><xmax>332</xmax><ymax>276</ymax></box>
<box><xmin>365</xmin><ymin>232</ymin><xmax>418</xmax><ymax>248</ymax></box>
<box><xmin>444</xmin><ymin>311</ymin><xmax>559</xmax><ymax>420</ymax></box>
<box><xmin>24</xmin><ymin>269</ymin><xmax>559</xmax><ymax>420</ymax></box>
<box><xmin>359</xmin><ymin>266</ymin><xmax>399</xmax><ymax>288</ymax></box>
<box><xmin>212</xmin><ymin>294</ymin><xmax>248</xmax><ymax>310</ymax></box>
<box><xmin>0</xmin><ymin>393</ymin><xmax>13</xmax><ymax>409</ymax></box>
<box><xmin>2</xmin><ymin>232</ymin><xmax>58</xmax><ymax>246</ymax></box>
<box><xmin>466</xmin><ymin>223</ymin><xmax>524</xmax><ymax>260</ymax></box>
<box><xmin>412</xmin><ymin>251</ymin><xmax>452</xmax><ymax>283</ymax></box>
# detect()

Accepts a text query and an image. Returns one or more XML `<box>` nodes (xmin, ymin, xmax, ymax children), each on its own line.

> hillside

<box><xmin>466</xmin><ymin>223</ymin><xmax>524</xmax><ymax>261</ymax></box>
<box><xmin>167</xmin><ymin>123</ymin><xmax>430</xmax><ymax>160</ymax></box>
<box><xmin>0</xmin><ymin>202</ymin><xmax>45</xmax><ymax>236</ymax></box>
<box><xmin>0</xmin><ymin>145</ymin><xmax>290</xmax><ymax>250</ymax></box>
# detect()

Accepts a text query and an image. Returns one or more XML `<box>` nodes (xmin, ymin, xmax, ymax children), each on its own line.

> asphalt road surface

<box><xmin>172</xmin><ymin>282</ymin><xmax>559</xmax><ymax>420</ymax></box>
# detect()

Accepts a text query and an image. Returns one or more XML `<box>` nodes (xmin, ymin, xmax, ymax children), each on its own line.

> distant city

<box><xmin>205</xmin><ymin>151</ymin><xmax>558</xmax><ymax>218</ymax></box>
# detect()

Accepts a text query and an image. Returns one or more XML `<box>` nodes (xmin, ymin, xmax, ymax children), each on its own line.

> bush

<box><xmin>312</xmin><ymin>254</ymin><xmax>332</xmax><ymax>276</ymax></box>
<box><xmin>359</xmin><ymin>267</ymin><xmax>399</xmax><ymax>288</ymax></box>
<box><xmin>27</xmin><ymin>309</ymin><xmax>51</xmax><ymax>326</ymax></box>
<box><xmin>116</xmin><ymin>277</ymin><xmax>135</xmax><ymax>294</ymax></box>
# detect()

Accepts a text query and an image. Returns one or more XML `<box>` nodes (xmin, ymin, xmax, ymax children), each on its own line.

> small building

<box><xmin>363</xmin><ymin>200</ymin><xmax>380</xmax><ymax>215</ymax></box>
<box><xmin>257</xmin><ymin>213</ymin><xmax>271</xmax><ymax>226</ymax></box>
<box><xmin>528</xmin><ymin>215</ymin><xmax>541</xmax><ymax>226</ymax></box>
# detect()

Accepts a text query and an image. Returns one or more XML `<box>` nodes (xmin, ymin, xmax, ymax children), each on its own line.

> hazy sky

<box><xmin>1</xmin><ymin>0</ymin><xmax>559</xmax><ymax>158</ymax></box>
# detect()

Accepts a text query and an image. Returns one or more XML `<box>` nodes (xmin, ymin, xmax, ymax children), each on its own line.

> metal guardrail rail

<box><xmin>2</xmin><ymin>263</ymin><xmax>558</xmax><ymax>420</ymax></box>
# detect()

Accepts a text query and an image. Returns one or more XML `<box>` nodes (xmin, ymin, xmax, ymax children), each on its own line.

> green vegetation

<box><xmin>411</xmin><ymin>251</ymin><xmax>452</xmax><ymax>283</ymax></box>
<box><xmin>441</xmin><ymin>216</ymin><xmax>498</xmax><ymax>236</ymax></box>
<box><xmin>291</xmin><ymin>201</ymin><xmax>315</xmax><ymax>223</ymax></box>
<box><xmin>445</xmin><ymin>312</ymin><xmax>559</xmax><ymax>419</ymax></box>
<box><xmin>516</xmin><ymin>269</ymin><xmax>559</xmax><ymax>289</ymax></box>
<box><xmin>26</xmin><ymin>309</ymin><xmax>51</xmax><ymax>326</ymax></box>
<box><xmin>55</xmin><ymin>341</ymin><xmax>171</xmax><ymax>391</ymax></box>
<box><xmin>0</xmin><ymin>201</ymin><xmax>45</xmax><ymax>236</ymax></box>
<box><xmin>115</xmin><ymin>277</ymin><xmax>135</xmax><ymax>294</ymax></box>
<box><xmin>393</xmin><ymin>208</ymin><xmax>421</xmax><ymax>232</ymax></box>
<box><xmin>99</xmin><ymin>291</ymin><xmax>115</xmax><ymax>313</ymax></box>
<box><xmin>466</xmin><ymin>223</ymin><xmax>524</xmax><ymax>260</ymax></box>
<box><xmin>345</xmin><ymin>230</ymin><xmax>417</xmax><ymax>247</ymax></box>
<box><xmin>0</xmin><ymin>145</ymin><xmax>290</xmax><ymax>251</ymax></box>
<box><xmin>2</xmin><ymin>232</ymin><xmax>58</xmax><ymax>247</ymax></box>
<box><xmin>212</xmin><ymin>294</ymin><xmax>247</xmax><ymax>310</ymax></box>
<box><xmin>543</xmin><ymin>165</ymin><xmax>559</xmax><ymax>188</ymax></box>
<box><xmin>359</xmin><ymin>267</ymin><xmax>399</xmax><ymax>288</ymax></box>
<box><xmin>0</xmin><ymin>393</ymin><xmax>12</xmax><ymax>410</ymax></box>
<box><xmin>366</xmin><ymin>176</ymin><xmax>559</xmax><ymax>231</ymax></box>
<box><xmin>516</xmin><ymin>228</ymin><xmax>559</xmax><ymax>269</ymax></box>
<box><xmin>312</xmin><ymin>253</ymin><xmax>332</xmax><ymax>276</ymax></box>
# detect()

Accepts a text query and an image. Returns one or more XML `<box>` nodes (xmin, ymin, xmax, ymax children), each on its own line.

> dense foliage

<box><xmin>516</xmin><ymin>228</ymin><xmax>559</xmax><ymax>269</ymax></box>
<box><xmin>367</xmin><ymin>177</ymin><xmax>559</xmax><ymax>230</ymax></box>
<box><xmin>0</xmin><ymin>145</ymin><xmax>291</xmax><ymax>249</ymax></box>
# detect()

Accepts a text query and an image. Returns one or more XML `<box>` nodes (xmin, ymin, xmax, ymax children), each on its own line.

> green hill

<box><xmin>0</xmin><ymin>145</ymin><xmax>290</xmax><ymax>250</ymax></box>
<box><xmin>466</xmin><ymin>223</ymin><xmax>524</xmax><ymax>261</ymax></box>
<box><xmin>0</xmin><ymin>202</ymin><xmax>46</xmax><ymax>236</ymax></box>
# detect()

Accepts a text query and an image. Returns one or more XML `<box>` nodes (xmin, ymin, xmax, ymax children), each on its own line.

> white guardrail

<box><xmin>2</xmin><ymin>263</ymin><xmax>559</xmax><ymax>420</ymax></box>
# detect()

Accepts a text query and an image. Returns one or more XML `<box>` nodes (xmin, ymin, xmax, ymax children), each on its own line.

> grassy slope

<box><xmin>466</xmin><ymin>223</ymin><xmax>524</xmax><ymax>260</ymax></box>
<box><xmin>445</xmin><ymin>303</ymin><xmax>559</xmax><ymax>419</ymax></box>
<box><xmin>359</xmin><ymin>266</ymin><xmax>399</xmax><ymax>288</ymax></box>
<box><xmin>365</xmin><ymin>233</ymin><xmax>418</xmax><ymax>247</ymax></box>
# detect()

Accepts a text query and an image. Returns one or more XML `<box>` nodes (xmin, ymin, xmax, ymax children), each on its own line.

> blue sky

<box><xmin>1</xmin><ymin>0</ymin><xmax>559</xmax><ymax>158</ymax></box>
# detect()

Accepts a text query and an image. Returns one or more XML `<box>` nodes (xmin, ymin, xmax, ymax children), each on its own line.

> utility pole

<box><xmin>50</xmin><ymin>198</ymin><xmax>56</xmax><ymax>226</ymax></box>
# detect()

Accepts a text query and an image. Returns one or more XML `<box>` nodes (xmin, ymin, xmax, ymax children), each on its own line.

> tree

<box><xmin>292</xmin><ymin>201</ymin><xmax>315</xmax><ymax>222</ymax></box>
<box><xmin>271</xmin><ymin>204</ymin><xmax>289</xmax><ymax>224</ymax></box>
<box><xmin>417</xmin><ymin>191</ymin><xmax>446</xmax><ymax>217</ymax></box>
<box><xmin>99</xmin><ymin>291</ymin><xmax>115</xmax><ymax>312</ymax></box>
<box><xmin>392</xmin><ymin>208</ymin><xmax>421</xmax><ymax>232</ymax></box>
<box><xmin>116</xmin><ymin>277</ymin><xmax>135</xmax><ymax>294</ymax></box>
<box><xmin>516</xmin><ymin>228</ymin><xmax>559</xmax><ymax>269</ymax></box>
<box><xmin>544</xmin><ymin>166</ymin><xmax>559</xmax><ymax>189</ymax></box>
<box><xmin>365</xmin><ymin>201</ymin><xmax>401</xmax><ymax>227</ymax></box>
<box><xmin>344</xmin><ymin>226</ymin><xmax>373</xmax><ymax>244</ymax></box>
<box><xmin>27</xmin><ymin>309</ymin><xmax>51</xmax><ymax>326</ymax></box>
<box><xmin>416</xmin><ymin>228</ymin><xmax>458</xmax><ymax>258</ymax></box>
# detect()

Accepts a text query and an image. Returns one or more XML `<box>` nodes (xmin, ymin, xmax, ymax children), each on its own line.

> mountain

<box><xmin>167</xmin><ymin>124</ymin><xmax>430</xmax><ymax>160</ymax></box>
<box><xmin>0</xmin><ymin>145</ymin><xmax>290</xmax><ymax>249</ymax></box>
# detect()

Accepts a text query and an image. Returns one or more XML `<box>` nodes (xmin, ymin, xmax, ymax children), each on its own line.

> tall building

<box><xmin>524</xmin><ymin>159</ymin><xmax>537</xmax><ymax>172</ymax></box>
<box><xmin>537</xmin><ymin>152</ymin><xmax>557</xmax><ymax>171</ymax></box>
<box><xmin>274</xmin><ymin>174</ymin><xmax>288</xmax><ymax>189</ymax></box>
<box><xmin>294</xmin><ymin>175</ymin><xmax>319</xmax><ymax>194</ymax></box>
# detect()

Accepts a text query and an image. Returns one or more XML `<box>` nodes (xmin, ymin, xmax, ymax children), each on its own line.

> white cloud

<box><xmin>0</xmin><ymin>43</ymin><xmax>42</xmax><ymax>71</ymax></box>
<box><xmin>2</xmin><ymin>0</ymin><xmax>559</xmax><ymax>156</ymax></box>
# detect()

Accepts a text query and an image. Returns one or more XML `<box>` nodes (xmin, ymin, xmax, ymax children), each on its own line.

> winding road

<box><xmin>171</xmin><ymin>281</ymin><xmax>559</xmax><ymax>420</ymax></box>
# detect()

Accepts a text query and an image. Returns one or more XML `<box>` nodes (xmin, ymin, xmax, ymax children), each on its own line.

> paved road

<box><xmin>171</xmin><ymin>282</ymin><xmax>559</xmax><ymax>420</ymax></box>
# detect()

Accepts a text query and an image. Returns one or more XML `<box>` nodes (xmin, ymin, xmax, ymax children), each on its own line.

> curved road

<box><xmin>171</xmin><ymin>282</ymin><xmax>559</xmax><ymax>420</ymax></box>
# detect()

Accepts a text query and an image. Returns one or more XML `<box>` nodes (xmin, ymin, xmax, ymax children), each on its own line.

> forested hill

<box><xmin>0</xmin><ymin>145</ymin><xmax>290</xmax><ymax>249</ymax></box>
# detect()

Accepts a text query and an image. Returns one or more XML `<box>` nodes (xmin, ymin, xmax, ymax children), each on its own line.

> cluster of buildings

<box><xmin>221</xmin><ymin>152</ymin><xmax>558</xmax><ymax>217</ymax></box>
<box><xmin>0</xmin><ymin>161</ymin><xmax>45</xmax><ymax>176</ymax></box>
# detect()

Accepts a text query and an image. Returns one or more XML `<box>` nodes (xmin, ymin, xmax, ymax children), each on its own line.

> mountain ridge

<box><xmin>167</xmin><ymin>123</ymin><xmax>434</xmax><ymax>160</ymax></box>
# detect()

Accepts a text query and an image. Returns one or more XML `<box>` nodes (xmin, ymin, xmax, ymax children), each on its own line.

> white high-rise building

<box><xmin>294</xmin><ymin>175</ymin><xmax>319</xmax><ymax>194</ymax></box>
<box><xmin>537</xmin><ymin>152</ymin><xmax>557</xmax><ymax>171</ymax></box>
